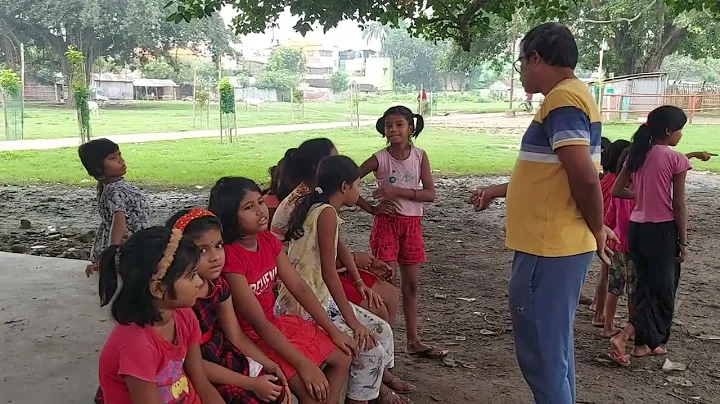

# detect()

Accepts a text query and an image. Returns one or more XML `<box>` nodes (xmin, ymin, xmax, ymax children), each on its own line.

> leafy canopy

<box><xmin>165</xmin><ymin>0</ymin><xmax>576</xmax><ymax>51</ymax></box>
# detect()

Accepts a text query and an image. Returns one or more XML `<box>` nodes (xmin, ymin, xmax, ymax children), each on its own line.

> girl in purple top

<box><xmin>608</xmin><ymin>106</ymin><xmax>691</xmax><ymax>366</ymax></box>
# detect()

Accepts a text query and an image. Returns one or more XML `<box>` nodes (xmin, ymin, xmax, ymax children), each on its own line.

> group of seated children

<box><xmin>81</xmin><ymin>105</ymin><xmax>440</xmax><ymax>404</ymax></box>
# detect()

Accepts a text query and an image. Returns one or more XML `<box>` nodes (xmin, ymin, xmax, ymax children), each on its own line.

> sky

<box><xmin>219</xmin><ymin>7</ymin><xmax>382</xmax><ymax>54</ymax></box>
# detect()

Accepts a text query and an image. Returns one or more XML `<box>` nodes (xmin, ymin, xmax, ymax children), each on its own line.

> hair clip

<box><xmin>315</xmin><ymin>187</ymin><xmax>324</xmax><ymax>195</ymax></box>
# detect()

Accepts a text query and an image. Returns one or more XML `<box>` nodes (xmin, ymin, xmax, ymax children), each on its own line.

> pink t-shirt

<box><xmin>98</xmin><ymin>308</ymin><xmax>201</xmax><ymax>404</ymax></box>
<box><xmin>223</xmin><ymin>231</ymin><xmax>282</xmax><ymax>332</ymax></box>
<box><xmin>604</xmin><ymin>196</ymin><xmax>634</xmax><ymax>253</ymax></box>
<box><xmin>374</xmin><ymin>146</ymin><xmax>425</xmax><ymax>217</ymax></box>
<box><xmin>630</xmin><ymin>145</ymin><xmax>691</xmax><ymax>223</ymax></box>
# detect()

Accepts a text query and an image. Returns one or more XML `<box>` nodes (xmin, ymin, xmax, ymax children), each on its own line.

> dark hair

<box><xmin>78</xmin><ymin>138</ymin><xmax>120</xmax><ymax>179</ymax></box>
<box><xmin>601</xmin><ymin>137</ymin><xmax>612</xmax><ymax>152</ymax></box>
<box><xmin>98</xmin><ymin>226</ymin><xmax>200</xmax><ymax>327</ymax></box>
<box><xmin>286</xmin><ymin>139</ymin><xmax>336</xmax><ymax>187</ymax></box>
<box><xmin>286</xmin><ymin>155</ymin><xmax>360</xmax><ymax>241</ymax></box>
<box><xmin>376</xmin><ymin>105</ymin><xmax>424</xmax><ymax>138</ymax></box>
<box><xmin>617</xmin><ymin>147</ymin><xmax>631</xmax><ymax>175</ymax></box>
<box><xmin>627</xmin><ymin>106</ymin><xmax>687</xmax><ymax>172</ymax></box>
<box><xmin>267</xmin><ymin>147</ymin><xmax>297</xmax><ymax>201</ymax></box>
<box><xmin>165</xmin><ymin>209</ymin><xmax>222</xmax><ymax>240</ymax></box>
<box><xmin>602</xmin><ymin>139</ymin><xmax>631</xmax><ymax>174</ymax></box>
<box><xmin>208</xmin><ymin>177</ymin><xmax>262</xmax><ymax>244</ymax></box>
<box><xmin>520</xmin><ymin>22</ymin><xmax>578</xmax><ymax>69</ymax></box>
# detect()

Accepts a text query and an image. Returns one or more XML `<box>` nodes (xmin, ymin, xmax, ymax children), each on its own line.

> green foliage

<box><xmin>257</xmin><ymin>70</ymin><xmax>299</xmax><ymax>91</ymax></box>
<box><xmin>0</xmin><ymin>69</ymin><xmax>21</xmax><ymax>97</ymax></box>
<box><xmin>142</xmin><ymin>60</ymin><xmax>177</xmax><ymax>80</ymax></box>
<box><xmin>256</xmin><ymin>47</ymin><xmax>305</xmax><ymax>92</ymax></box>
<box><xmin>65</xmin><ymin>46</ymin><xmax>91</xmax><ymax>140</ymax></box>
<box><xmin>292</xmin><ymin>89</ymin><xmax>305</xmax><ymax>104</ymax></box>
<box><xmin>217</xmin><ymin>78</ymin><xmax>235</xmax><ymax>114</ymax></box>
<box><xmin>662</xmin><ymin>54</ymin><xmax>720</xmax><ymax>83</ymax></box>
<box><xmin>266</xmin><ymin>47</ymin><xmax>306</xmax><ymax>75</ymax></box>
<box><xmin>381</xmin><ymin>28</ymin><xmax>443</xmax><ymax>90</ymax></box>
<box><xmin>561</xmin><ymin>0</ymin><xmax>720</xmax><ymax>75</ymax></box>
<box><xmin>195</xmin><ymin>88</ymin><xmax>209</xmax><ymax>106</ymax></box>
<box><xmin>164</xmin><ymin>0</ymin><xmax>574</xmax><ymax>51</ymax></box>
<box><xmin>0</xmin><ymin>0</ymin><xmax>233</xmax><ymax>104</ymax></box>
<box><xmin>330</xmin><ymin>70</ymin><xmax>349</xmax><ymax>93</ymax></box>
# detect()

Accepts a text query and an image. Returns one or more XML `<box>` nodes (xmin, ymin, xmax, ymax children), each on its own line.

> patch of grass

<box><xmin>3</xmin><ymin>123</ymin><xmax>717</xmax><ymax>188</ymax></box>
<box><xmin>2</xmin><ymin>100</ymin><xmax>509</xmax><ymax>141</ymax></box>
<box><xmin>0</xmin><ymin>127</ymin><xmax>519</xmax><ymax>187</ymax></box>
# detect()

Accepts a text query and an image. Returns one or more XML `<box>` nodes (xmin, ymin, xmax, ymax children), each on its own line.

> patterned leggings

<box><xmin>327</xmin><ymin>298</ymin><xmax>394</xmax><ymax>401</ymax></box>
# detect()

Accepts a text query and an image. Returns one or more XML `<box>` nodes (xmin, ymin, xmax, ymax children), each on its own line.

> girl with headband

<box><xmin>166</xmin><ymin>208</ymin><xmax>289</xmax><ymax>404</ymax></box>
<box><xmin>94</xmin><ymin>227</ymin><xmax>223</xmax><ymax>403</ymax></box>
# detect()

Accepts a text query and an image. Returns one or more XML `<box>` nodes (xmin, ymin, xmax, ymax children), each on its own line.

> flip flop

<box><xmin>408</xmin><ymin>345</ymin><xmax>448</xmax><ymax>360</ymax></box>
<box><xmin>385</xmin><ymin>375</ymin><xmax>416</xmax><ymax>394</ymax></box>
<box><xmin>607</xmin><ymin>350</ymin><xmax>630</xmax><ymax>367</ymax></box>
<box><xmin>378</xmin><ymin>386</ymin><xmax>412</xmax><ymax>404</ymax></box>
<box><xmin>632</xmin><ymin>346</ymin><xmax>667</xmax><ymax>358</ymax></box>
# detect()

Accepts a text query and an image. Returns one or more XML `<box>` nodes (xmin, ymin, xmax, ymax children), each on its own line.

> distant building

<box><xmin>340</xmin><ymin>49</ymin><xmax>393</xmax><ymax>91</ymax></box>
<box><xmin>92</xmin><ymin>72</ymin><xmax>138</xmax><ymax>100</ymax></box>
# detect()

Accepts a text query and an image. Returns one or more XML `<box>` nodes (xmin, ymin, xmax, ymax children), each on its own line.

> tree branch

<box><xmin>582</xmin><ymin>0</ymin><xmax>657</xmax><ymax>24</ymax></box>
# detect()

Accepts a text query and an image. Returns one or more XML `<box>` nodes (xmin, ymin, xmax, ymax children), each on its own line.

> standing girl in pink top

<box><xmin>357</xmin><ymin>106</ymin><xmax>442</xmax><ymax>359</ymax></box>
<box><xmin>608</xmin><ymin>106</ymin><xmax>691</xmax><ymax>366</ymax></box>
<box><xmin>602</xmin><ymin>147</ymin><xmax>636</xmax><ymax>340</ymax></box>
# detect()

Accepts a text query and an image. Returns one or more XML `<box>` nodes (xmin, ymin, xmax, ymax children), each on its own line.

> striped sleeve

<box><xmin>543</xmin><ymin>106</ymin><xmax>591</xmax><ymax>150</ymax></box>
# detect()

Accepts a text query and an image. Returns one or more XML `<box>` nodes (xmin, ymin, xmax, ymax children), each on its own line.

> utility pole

<box><xmin>507</xmin><ymin>10</ymin><xmax>520</xmax><ymax>115</ymax></box>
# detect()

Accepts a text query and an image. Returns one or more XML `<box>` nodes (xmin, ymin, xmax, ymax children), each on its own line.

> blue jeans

<box><xmin>509</xmin><ymin>251</ymin><xmax>593</xmax><ymax>404</ymax></box>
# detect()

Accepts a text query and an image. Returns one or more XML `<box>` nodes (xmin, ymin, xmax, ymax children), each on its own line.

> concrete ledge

<box><xmin>0</xmin><ymin>252</ymin><xmax>107</xmax><ymax>402</ymax></box>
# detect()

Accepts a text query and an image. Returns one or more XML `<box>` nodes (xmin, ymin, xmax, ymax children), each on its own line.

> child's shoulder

<box><xmin>104</xmin><ymin>322</ymin><xmax>152</xmax><ymax>349</ymax></box>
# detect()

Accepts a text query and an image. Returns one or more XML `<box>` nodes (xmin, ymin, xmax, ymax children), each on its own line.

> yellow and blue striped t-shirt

<box><xmin>506</xmin><ymin>78</ymin><xmax>602</xmax><ymax>257</ymax></box>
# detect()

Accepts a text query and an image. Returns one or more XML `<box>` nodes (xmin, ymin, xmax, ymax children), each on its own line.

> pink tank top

<box><xmin>374</xmin><ymin>147</ymin><xmax>425</xmax><ymax>217</ymax></box>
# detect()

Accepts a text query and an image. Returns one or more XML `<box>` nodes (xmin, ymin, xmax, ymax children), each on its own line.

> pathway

<box><xmin>0</xmin><ymin>113</ymin><xmax>533</xmax><ymax>152</ymax></box>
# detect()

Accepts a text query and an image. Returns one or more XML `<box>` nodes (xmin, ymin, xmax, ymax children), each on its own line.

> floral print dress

<box><xmin>275</xmin><ymin>203</ymin><xmax>395</xmax><ymax>401</ymax></box>
<box><xmin>90</xmin><ymin>179</ymin><xmax>151</xmax><ymax>262</ymax></box>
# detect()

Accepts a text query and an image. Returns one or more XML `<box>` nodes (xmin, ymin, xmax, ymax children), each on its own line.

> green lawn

<box><xmin>2</xmin><ymin>123</ymin><xmax>717</xmax><ymax>188</ymax></box>
<box><xmin>1</xmin><ymin>100</ymin><xmax>508</xmax><ymax>141</ymax></box>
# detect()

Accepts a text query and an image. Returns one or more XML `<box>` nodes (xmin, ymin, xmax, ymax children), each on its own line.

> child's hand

<box><xmin>353</xmin><ymin>251</ymin><xmax>373</xmax><ymax>269</ymax></box>
<box><xmin>351</xmin><ymin>324</ymin><xmax>377</xmax><ymax>351</ymax></box>
<box><xmin>471</xmin><ymin>188</ymin><xmax>494</xmax><ymax>211</ymax></box>
<box><xmin>373</xmin><ymin>185</ymin><xmax>399</xmax><ymax>200</ymax></box>
<box><xmin>357</xmin><ymin>284</ymin><xmax>384</xmax><ymax>308</ymax></box>
<box><xmin>372</xmin><ymin>200</ymin><xmax>398</xmax><ymax>216</ymax></box>
<box><xmin>85</xmin><ymin>263</ymin><xmax>98</xmax><ymax>278</ymax></box>
<box><xmin>297</xmin><ymin>363</ymin><xmax>330</xmax><ymax>402</ymax></box>
<box><xmin>250</xmin><ymin>374</ymin><xmax>284</xmax><ymax>402</ymax></box>
<box><xmin>677</xmin><ymin>243</ymin><xmax>687</xmax><ymax>263</ymax></box>
<box><xmin>330</xmin><ymin>330</ymin><xmax>359</xmax><ymax>357</ymax></box>
<box><xmin>266</xmin><ymin>363</ymin><xmax>288</xmax><ymax>387</ymax></box>
<box><xmin>369</xmin><ymin>258</ymin><xmax>395</xmax><ymax>283</ymax></box>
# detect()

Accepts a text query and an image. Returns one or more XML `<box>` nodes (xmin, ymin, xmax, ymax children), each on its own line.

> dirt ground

<box><xmin>1</xmin><ymin>174</ymin><xmax>719</xmax><ymax>404</ymax></box>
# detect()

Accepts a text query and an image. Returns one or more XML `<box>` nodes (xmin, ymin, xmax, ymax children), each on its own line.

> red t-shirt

<box><xmin>599</xmin><ymin>172</ymin><xmax>616</xmax><ymax>215</ymax></box>
<box><xmin>98</xmin><ymin>308</ymin><xmax>201</xmax><ymax>404</ymax></box>
<box><xmin>223</xmin><ymin>231</ymin><xmax>282</xmax><ymax>332</ymax></box>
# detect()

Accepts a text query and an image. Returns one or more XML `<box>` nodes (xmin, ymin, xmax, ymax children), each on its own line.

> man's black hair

<box><xmin>520</xmin><ymin>22</ymin><xmax>578</xmax><ymax>69</ymax></box>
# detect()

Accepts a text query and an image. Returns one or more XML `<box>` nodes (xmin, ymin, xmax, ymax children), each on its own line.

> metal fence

<box><xmin>599</xmin><ymin>93</ymin><xmax>720</xmax><ymax>123</ymax></box>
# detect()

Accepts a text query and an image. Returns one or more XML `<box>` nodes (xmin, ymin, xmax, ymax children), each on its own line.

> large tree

<box><xmin>0</xmin><ymin>0</ymin><xmax>233</xmax><ymax>104</ymax></box>
<box><xmin>563</xmin><ymin>0</ymin><xmax>720</xmax><ymax>75</ymax></box>
<box><xmin>165</xmin><ymin>0</ymin><xmax>574</xmax><ymax>51</ymax></box>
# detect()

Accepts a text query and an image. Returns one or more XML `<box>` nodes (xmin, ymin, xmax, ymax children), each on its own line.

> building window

<box><xmin>319</xmin><ymin>50</ymin><xmax>333</xmax><ymax>57</ymax></box>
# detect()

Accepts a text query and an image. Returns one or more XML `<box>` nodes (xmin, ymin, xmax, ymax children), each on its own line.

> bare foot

<box><xmin>601</xmin><ymin>326</ymin><xmax>621</xmax><ymax>338</ymax></box>
<box><xmin>384</xmin><ymin>373</ymin><xmax>415</xmax><ymax>394</ymax></box>
<box><xmin>631</xmin><ymin>345</ymin><xmax>667</xmax><ymax>357</ymax></box>
<box><xmin>609</xmin><ymin>329</ymin><xmax>629</xmax><ymax>358</ymax></box>
<box><xmin>378</xmin><ymin>385</ymin><xmax>412</xmax><ymax>404</ymax></box>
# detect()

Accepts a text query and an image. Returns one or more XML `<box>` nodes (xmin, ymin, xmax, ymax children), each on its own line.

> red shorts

<box><xmin>370</xmin><ymin>215</ymin><xmax>426</xmax><ymax>265</ymax></box>
<box><xmin>340</xmin><ymin>269</ymin><xmax>379</xmax><ymax>305</ymax></box>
